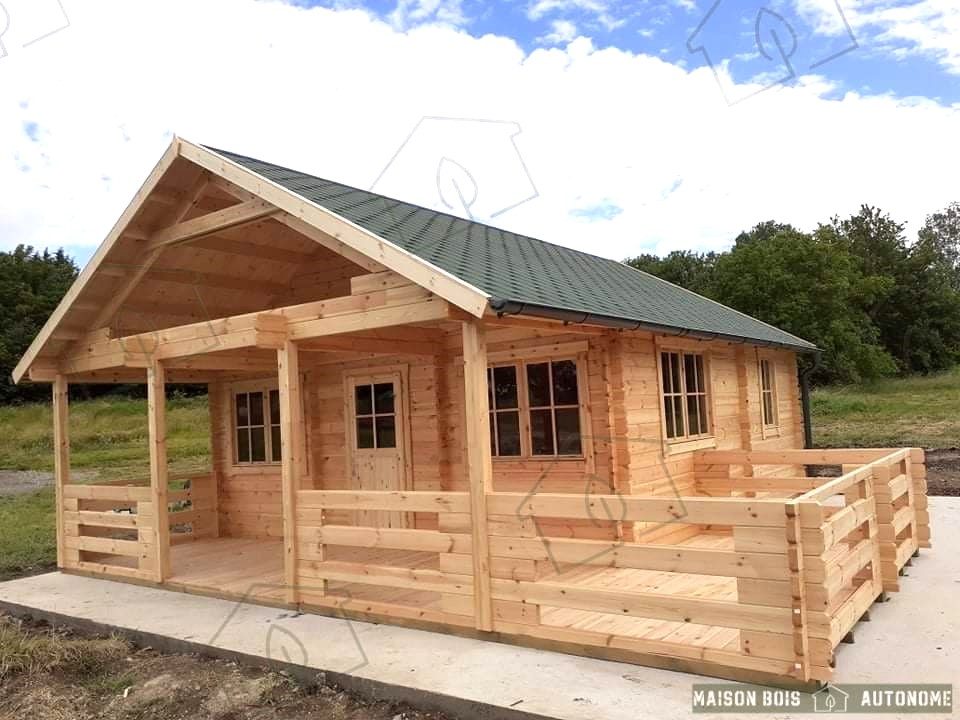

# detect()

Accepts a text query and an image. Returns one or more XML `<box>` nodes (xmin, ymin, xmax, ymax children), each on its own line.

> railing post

<box><xmin>52</xmin><ymin>374</ymin><xmax>70</xmax><ymax>569</ymax></box>
<box><xmin>147</xmin><ymin>361</ymin><xmax>171</xmax><ymax>581</ymax></box>
<box><xmin>278</xmin><ymin>338</ymin><xmax>307</xmax><ymax>604</ymax></box>
<box><xmin>911</xmin><ymin>448</ymin><xmax>931</xmax><ymax>549</ymax></box>
<box><xmin>785</xmin><ymin>499</ymin><xmax>813</xmax><ymax>682</ymax></box>
<box><xmin>461</xmin><ymin>320</ymin><xmax>494</xmax><ymax>631</ymax></box>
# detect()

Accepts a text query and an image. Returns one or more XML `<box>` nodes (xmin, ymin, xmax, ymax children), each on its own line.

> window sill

<box><xmin>231</xmin><ymin>463</ymin><xmax>282</xmax><ymax>473</ymax></box>
<box><xmin>665</xmin><ymin>437</ymin><xmax>717</xmax><ymax>455</ymax></box>
<box><xmin>761</xmin><ymin>426</ymin><xmax>782</xmax><ymax>439</ymax></box>
<box><xmin>491</xmin><ymin>456</ymin><xmax>586</xmax><ymax>464</ymax></box>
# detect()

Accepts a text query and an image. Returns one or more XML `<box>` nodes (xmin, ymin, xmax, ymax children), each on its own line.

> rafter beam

<box><xmin>147</xmin><ymin>198</ymin><xmax>279</xmax><ymax>251</ymax></box>
<box><xmin>84</xmin><ymin>169</ymin><xmax>212</xmax><ymax>335</ymax></box>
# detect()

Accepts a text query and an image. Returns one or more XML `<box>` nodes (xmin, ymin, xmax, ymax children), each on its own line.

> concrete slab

<box><xmin>1</xmin><ymin>497</ymin><xmax>957</xmax><ymax>720</ymax></box>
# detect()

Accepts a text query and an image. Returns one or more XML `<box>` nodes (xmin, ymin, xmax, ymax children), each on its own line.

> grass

<box><xmin>0</xmin><ymin>393</ymin><xmax>210</xmax><ymax>482</ymax></box>
<box><xmin>811</xmin><ymin>366</ymin><xmax>960</xmax><ymax>448</ymax></box>
<box><xmin>0</xmin><ymin>488</ymin><xmax>57</xmax><ymax>581</ymax></box>
<box><xmin>0</xmin><ymin>616</ymin><xmax>129</xmax><ymax>682</ymax></box>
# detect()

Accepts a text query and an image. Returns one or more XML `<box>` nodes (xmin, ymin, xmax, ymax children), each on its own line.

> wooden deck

<box><xmin>167</xmin><ymin>533</ymin><xmax>740</xmax><ymax>653</ymax></box>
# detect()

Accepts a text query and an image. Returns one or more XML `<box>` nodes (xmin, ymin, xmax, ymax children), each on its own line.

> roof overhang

<box><xmin>13</xmin><ymin>138</ymin><xmax>491</xmax><ymax>384</ymax></box>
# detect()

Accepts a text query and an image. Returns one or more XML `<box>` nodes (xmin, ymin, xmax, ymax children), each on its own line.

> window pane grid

<box><xmin>760</xmin><ymin>359</ymin><xmax>777</xmax><ymax>427</ymax></box>
<box><xmin>487</xmin><ymin>358</ymin><xmax>583</xmax><ymax>458</ymax></box>
<box><xmin>354</xmin><ymin>382</ymin><xmax>397</xmax><ymax>449</ymax></box>
<box><xmin>661</xmin><ymin>351</ymin><xmax>710</xmax><ymax>442</ymax></box>
<box><xmin>488</xmin><ymin>366</ymin><xmax>521</xmax><ymax>457</ymax></box>
<box><xmin>235</xmin><ymin>390</ymin><xmax>271</xmax><ymax>464</ymax></box>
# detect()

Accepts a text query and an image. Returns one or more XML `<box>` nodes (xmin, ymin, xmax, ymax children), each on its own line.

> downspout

<box><xmin>799</xmin><ymin>351</ymin><xmax>822</xmax><ymax>449</ymax></box>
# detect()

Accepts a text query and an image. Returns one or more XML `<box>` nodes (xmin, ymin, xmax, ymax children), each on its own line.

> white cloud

<box><xmin>539</xmin><ymin>19</ymin><xmax>579</xmax><ymax>44</ymax></box>
<box><xmin>526</xmin><ymin>0</ymin><xmax>626</xmax><ymax>32</ymax></box>
<box><xmin>795</xmin><ymin>0</ymin><xmax>960</xmax><ymax>74</ymax></box>
<box><xmin>0</xmin><ymin>0</ymin><xmax>957</xmax><ymax>270</ymax></box>
<box><xmin>388</xmin><ymin>0</ymin><xmax>468</xmax><ymax>30</ymax></box>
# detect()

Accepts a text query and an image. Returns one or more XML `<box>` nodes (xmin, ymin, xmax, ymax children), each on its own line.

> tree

<box><xmin>0</xmin><ymin>246</ymin><xmax>78</xmax><ymax>403</ymax></box>
<box><xmin>625</xmin><ymin>250</ymin><xmax>717</xmax><ymax>297</ymax></box>
<box><xmin>918</xmin><ymin>202</ymin><xmax>960</xmax><ymax>290</ymax></box>
<box><xmin>824</xmin><ymin>205</ymin><xmax>960</xmax><ymax>373</ymax></box>
<box><xmin>709</xmin><ymin>226</ymin><xmax>896</xmax><ymax>383</ymax></box>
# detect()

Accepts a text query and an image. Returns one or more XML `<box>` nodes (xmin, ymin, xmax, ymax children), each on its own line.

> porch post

<box><xmin>278</xmin><ymin>339</ymin><xmax>306</xmax><ymax>604</ymax></box>
<box><xmin>147</xmin><ymin>361</ymin><xmax>171</xmax><ymax>581</ymax></box>
<box><xmin>52</xmin><ymin>374</ymin><xmax>70</xmax><ymax>568</ymax></box>
<box><xmin>461</xmin><ymin>320</ymin><xmax>494</xmax><ymax>631</ymax></box>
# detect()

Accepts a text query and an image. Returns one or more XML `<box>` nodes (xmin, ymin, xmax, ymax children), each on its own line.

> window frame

<box><xmin>230</xmin><ymin>380</ymin><xmax>282</xmax><ymax>467</ymax></box>
<box><xmin>656</xmin><ymin>347</ymin><xmax>715</xmax><ymax>449</ymax></box>
<box><xmin>486</xmin><ymin>354</ymin><xmax>588</xmax><ymax>461</ymax></box>
<box><xmin>758</xmin><ymin>354</ymin><xmax>781</xmax><ymax>436</ymax></box>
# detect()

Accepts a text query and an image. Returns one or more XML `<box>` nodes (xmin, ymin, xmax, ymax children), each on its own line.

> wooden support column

<box><xmin>278</xmin><ymin>339</ymin><xmax>308</xmax><ymax>604</ymax></box>
<box><xmin>52</xmin><ymin>375</ymin><xmax>70</xmax><ymax>568</ymax></box>
<box><xmin>461</xmin><ymin>320</ymin><xmax>494</xmax><ymax>631</ymax></box>
<box><xmin>147</xmin><ymin>362</ymin><xmax>171</xmax><ymax>581</ymax></box>
<box><xmin>206</xmin><ymin>382</ymin><xmax>224</xmax><ymax>539</ymax></box>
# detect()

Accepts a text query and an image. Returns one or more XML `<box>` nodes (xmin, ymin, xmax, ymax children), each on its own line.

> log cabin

<box><xmin>12</xmin><ymin>137</ymin><xmax>930</xmax><ymax>688</ymax></box>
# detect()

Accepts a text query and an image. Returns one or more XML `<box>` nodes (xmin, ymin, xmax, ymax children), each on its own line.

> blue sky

<box><xmin>2</xmin><ymin>0</ymin><xmax>958</xmax><ymax>269</ymax></box>
<box><xmin>310</xmin><ymin>0</ymin><xmax>959</xmax><ymax>103</ymax></box>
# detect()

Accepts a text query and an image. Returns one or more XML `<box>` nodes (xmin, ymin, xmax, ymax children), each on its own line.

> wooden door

<box><xmin>345</xmin><ymin>370</ymin><xmax>409</xmax><ymax>528</ymax></box>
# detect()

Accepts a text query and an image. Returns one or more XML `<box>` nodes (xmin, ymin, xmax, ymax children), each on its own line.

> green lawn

<box><xmin>0</xmin><ymin>394</ymin><xmax>210</xmax><ymax>482</ymax></box>
<box><xmin>811</xmin><ymin>366</ymin><xmax>960</xmax><ymax>448</ymax></box>
<box><xmin>0</xmin><ymin>489</ymin><xmax>56</xmax><ymax>581</ymax></box>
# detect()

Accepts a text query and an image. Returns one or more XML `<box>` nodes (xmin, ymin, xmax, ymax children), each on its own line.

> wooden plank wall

<box><xmin>209</xmin><ymin>324</ymin><xmax>805</xmax><ymax>543</ymax></box>
<box><xmin>210</xmin><ymin>380</ymin><xmax>284</xmax><ymax>538</ymax></box>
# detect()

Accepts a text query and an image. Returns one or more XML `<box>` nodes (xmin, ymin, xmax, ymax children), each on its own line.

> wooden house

<box><xmin>13</xmin><ymin>138</ymin><xmax>930</xmax><ymax>687</ymax></box>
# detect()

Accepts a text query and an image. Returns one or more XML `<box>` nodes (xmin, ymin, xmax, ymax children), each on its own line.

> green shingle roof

<box><xmin>208</xmin><ymin>147</ymin><xmax>817</xmax><ymax>352</ymax></box>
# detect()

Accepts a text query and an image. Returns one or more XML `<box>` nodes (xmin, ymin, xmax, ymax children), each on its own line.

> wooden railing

<box><xmin>60</xmin><ymin>471</ymin><xmax>217</xmax><ymax>581</ymax></box>
<box><xmin>485</xmin><ymin>491</ymin><xmax>830</xmax><ymax>682</ymax></box>
<box><xmin>61</xmin><ymin>483</ymin><xmax>156</xmax><ymax>581</ymax></box>
<box><xmin>168</xmin><ymin>473</ymin><xmax>218</xmax><ymax>545</ymax></box>
<box><xmin>293</xmin><ymin>490</ymin><xmax>478</xmax><ymax>628</ymax></box>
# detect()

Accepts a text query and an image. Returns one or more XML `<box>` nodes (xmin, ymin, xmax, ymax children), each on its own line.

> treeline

<box><xmin>0</xmin><ymin>247</ymin><xmax>78</xmax><ymax>403</ymax></box>
<box><xmin>626</xmin><ymin>204</ymin><xmax>960</xmax><ymax>384</ymax></box>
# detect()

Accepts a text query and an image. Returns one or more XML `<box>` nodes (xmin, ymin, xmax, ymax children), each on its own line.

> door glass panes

<box><xmin>354</xmin><ymin>381</ymin><xmax>397</xmax><ymax>449</ymax></box>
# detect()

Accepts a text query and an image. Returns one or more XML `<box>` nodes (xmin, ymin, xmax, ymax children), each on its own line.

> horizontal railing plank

<box><xmin>487</xmin><ymin>493</ymin><xmax>789</xmax><ymax>527</ymax></box>
<box><xmin>297</xmin><ymin>526</ymin><xmax>472</xmax><ymax>554</ymax></box>
<box><xmin>63</xmin><ymin>484</ymin><xmax>152</xmax><ymax>502</ymax></box>
<box><xmin>491</xmin><ymin>579</ymin><xmax>794</xmax><ymax>632</ymax></box>
<box><xmin>488</xmin><ymin>536</ymin><xmax>791</xmax><ymax>579</ymax></box>
<box><xmin>298</xmin><ymin>560</ymin><xmax>473</xmax><ymax>595</ymax></box>
<box><xmin>297</xmin><ymin>490</ymin><xmax>470</xmax><ymax>514</ymax></box>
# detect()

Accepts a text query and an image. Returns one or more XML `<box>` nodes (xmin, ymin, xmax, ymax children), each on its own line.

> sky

<box><xmin>1</xmin><ymin>0</ymin><xmax>958</xmax><ymax>269</ymax></box>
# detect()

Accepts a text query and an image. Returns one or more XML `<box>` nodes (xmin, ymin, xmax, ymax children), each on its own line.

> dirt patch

<box><xmin>0</xmin><ymin>470</ymin><xmax>99</xmax><ymax>497</ymax></box>
<box><xmin>925</xmin><ymin>448</ymin><xmax>960</xmax><ymax>497</ymax></box>
<box><xmin>0</xmin><ymin>616</ymin><xmax>454</xmax><ymax>720</ymax></box>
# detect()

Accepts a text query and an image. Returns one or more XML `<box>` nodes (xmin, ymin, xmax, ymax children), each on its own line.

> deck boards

<box><xmin>538</xmin><ymin>533</ymin><xmax>740</xmax><ymax>651</ymax></box>
<box><xmin>167</xmin><ymin>534</ymin><xmax>741</xmax><ymax>652</ymax></box>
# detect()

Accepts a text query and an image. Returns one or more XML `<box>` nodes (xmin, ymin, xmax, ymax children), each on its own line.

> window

<box><xmin>759</xmin><ymin>358</ymin><xmax>778</xmax><ymax>427</ymax></box>
<box><xmin>234</xmin><ymin>388</ymin><xmax>282</xmax><ymax>464</ymax></box>
<box><xmin>354</xmin><ymin>382</ymin><xmax>397</xmax><ymax>449</ymax></box>
<box><xmin>488</xmin><ymin>365</ymin><xmax>521</xmax><ymax>456</ymax></box>
<box><xmin>660</xmin><ymin>351</ymin><xmax>711</xmax><ymax>441</ymax></box>
<box><xmin>487</xmin><ymin>358</ymin><xmax>583</xmax><ymax>458</ymax></box>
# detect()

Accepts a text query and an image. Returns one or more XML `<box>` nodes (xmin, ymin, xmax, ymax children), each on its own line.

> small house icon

<box><xmin>813</xmin><ymin>685</ymin><xmax>850</xmax><ymax>713</ymax></box>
